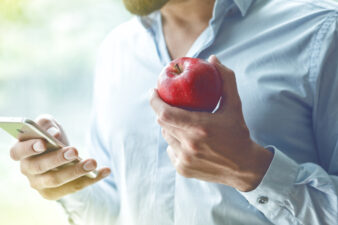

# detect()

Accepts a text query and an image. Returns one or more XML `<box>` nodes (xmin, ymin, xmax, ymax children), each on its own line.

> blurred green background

<box><xmin>0</xmin><ymin>0</ymin><xmax>130</xmax><ymax>224</ymax></box>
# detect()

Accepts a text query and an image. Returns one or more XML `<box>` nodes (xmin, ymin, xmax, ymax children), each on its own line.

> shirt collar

<box><xmin>233</xmin><ymin>0</ymin><xmax>255</xmax><ymax>16</ymax></box>
<box><xmin>138</xmin><ymin>0</ymin><xmax>255</xmax><ymax>30</ymax></box>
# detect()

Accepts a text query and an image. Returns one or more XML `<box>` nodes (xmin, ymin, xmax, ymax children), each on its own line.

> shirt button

<box><xmin>257</xmin><ymin>196</ymin><xmax>269</xmax><ymax>204</ymax></box>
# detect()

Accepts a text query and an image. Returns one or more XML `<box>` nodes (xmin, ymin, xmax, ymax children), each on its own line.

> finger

<box><xmin>38</xmin><ymin>168</ymin><xmax>111</xmax><ymax>200</ymax></box>
<box><xmin>161</xmin><ymin>128</ymin><xmax>181</xmax><ymax>150</ymax></box>
<box><xmin>167</xmin><ymin>144</ymin><xmax>195</xmax><ymax>178</ymax></box>
<box><xmin>21</xmin><ymin>146</ymin><xmax>79</xmax><ymax>175</ymax></box>
<box><xmin>32</xmin><ymin>159</ymin><xmax>99</xmax><ymax>189</ymax></box>
<box><xmin>10</xmin><ymin>139</ymin><xmax>47</xmax><ymax>161</ymax></box>
<box><xmin>35</xmin><ymin>114</ymin><xmax>63</xmax><ymax>141</ymax></box>
<box><xmin>158</xmin><ymin>117</ymin><xmax>185</xmax><ymax>138</ymax></box>
<box><xmin>208</xmin><ymin>55</ymin><xmax>242</xmax><ymax>112</ymax></box>
<box><xmin>157</xmin><ymin>114</ymin><xmax>206</xmax><ymax>146</ymax></box>
<box><xmin>162</xmin><ymin>127</ymin><xmax>194</xmax><ymax>165</ymax></box>
<box><xmin>51</xmin><ymin>118</ymin><xmax>70</xmax><ymax>146</ymax></box>
<box><xmin>150</xmin><ymin>89</ymin><xmax>208</xmax><ymax>129</ymax></box>
<box><xmin>167</xmin><ymin>146</ymin><xmax>178</xmax><ymax>166</ymax></box>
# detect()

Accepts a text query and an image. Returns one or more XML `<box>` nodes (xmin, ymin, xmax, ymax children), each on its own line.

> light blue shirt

<box><xmin>59</xmin><ymin>0</ymin><xmax>338</xmax><ymax>224</ymax></box>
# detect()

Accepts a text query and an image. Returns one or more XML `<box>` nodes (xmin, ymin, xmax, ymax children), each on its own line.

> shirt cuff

<box><xmin>57</xmin><ymin>187</ymin><xmax>92</xmax><ymax>225</ymax></box>
<box><xmin>238</xmin><ymin>145</ymin><xmax>299</xmax><ymax>219</ymax></box>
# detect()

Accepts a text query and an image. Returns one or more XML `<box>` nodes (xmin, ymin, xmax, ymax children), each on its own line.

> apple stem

<box><xmin>174</xmin><ymin>64</ymin><xmax>181</xmax><ymax>73</ymax></box>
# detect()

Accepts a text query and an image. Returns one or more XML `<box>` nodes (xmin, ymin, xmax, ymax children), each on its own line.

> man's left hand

<box><xmin>150</xmin><ymin>55</ymin><xmax>273</xmax><ymax>192</ymax></box>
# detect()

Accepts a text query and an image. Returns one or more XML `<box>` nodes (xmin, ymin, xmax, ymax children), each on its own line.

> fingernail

<box><xmin>208</xmin><ymin>55</ymin><xmax>214</xmax><ymax>61</ymax></box>
<box><xmin>47</xmin><ymin>127</ymin><xmax>59</xmax><ymax>137</ymax></box>
<box><xmin>33</xmin><ymin>141</ymin><xmax>45</xmax><ymax>152</ymax></box>
<box><xmin>83</xmin><ymin>160</ymin><xmax>96</xmax><ymax>171</ymax></box>
<box><xmin>208</xmin><ymin>55</ymin><xmax>219</xmax><ymax>63</ymax></box>
<box><xmin>64</xmin><ymin>149</ymin><xmax>77</xmax><ymax>161</ymax></box>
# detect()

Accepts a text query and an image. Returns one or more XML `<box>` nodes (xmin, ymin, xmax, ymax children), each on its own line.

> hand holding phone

<box><xmin>1</xmin><ymin>115</ymin><xmax>111</xmax><ymax>200</ymax></box>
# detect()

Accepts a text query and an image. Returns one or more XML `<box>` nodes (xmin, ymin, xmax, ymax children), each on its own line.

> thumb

<box><xmin>208</xmin><ymin>55</ymin><xmax>242</xmax><ymax>112</ymax></box>
<box><xmin>35</xmin><ymin>114</ymin><xmax>69</xmax><ymax>146</ymax></box>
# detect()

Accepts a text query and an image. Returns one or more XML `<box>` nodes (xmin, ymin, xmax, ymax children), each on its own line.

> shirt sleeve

<box><xmin>57</xmin><ymin>34</ymin><xmax>120</xmax><ymax>225</ymax></box>
<box><xmin>239</xmin><ymin>146</ymin><xmax>338</xmax><ymax>225</ymax></box>
<box><xmin>240</xmin><ymin>13</ymin><xmax>338</xmax><ymax>225</ymax></box>
<box><xmin>57</xmin><ymin>118</ymin><xmax>120</xmax><ymax>225</ymax></box>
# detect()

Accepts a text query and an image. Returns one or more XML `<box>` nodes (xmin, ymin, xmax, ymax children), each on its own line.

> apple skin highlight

<box><xmin>157</xmin><ymin>57</ymin><xmax>222</xmax><ymax>112</ymax></box>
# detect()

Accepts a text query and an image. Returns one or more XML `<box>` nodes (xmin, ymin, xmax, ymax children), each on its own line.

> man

<box><xmin>9</xmin><ymin>0</ymin><xmax>338</xmax><ymax>224</ymax></box>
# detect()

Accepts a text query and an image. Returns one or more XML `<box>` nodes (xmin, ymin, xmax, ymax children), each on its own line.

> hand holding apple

<box><xmin>150</xmin><ymin>55</ymin><xmax>273</xmax><ymax>192</ymax></box>
<box><xmin>157</xmin><ymin>57</ymin><xmax>222</xmax><ymax>112</ymax></box>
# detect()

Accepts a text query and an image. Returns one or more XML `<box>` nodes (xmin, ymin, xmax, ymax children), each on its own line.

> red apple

<box><xmin>157</xmin><ymin>57</ymin><xmax>222</xmax><ymax>112</ymax></box>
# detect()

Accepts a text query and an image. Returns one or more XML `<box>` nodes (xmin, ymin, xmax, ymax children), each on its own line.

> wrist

<box><xmin>236</xmin><ymin>141</ymin><xmax>273</xmax><ymax>192</ymax></box>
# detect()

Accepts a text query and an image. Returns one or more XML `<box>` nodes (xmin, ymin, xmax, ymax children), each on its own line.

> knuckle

<box><xmin>29</xmin><ymin>181</ymin><xmax>37</xmax><ymax>190</ymax></box>
<box><xmin>186</xmin><ymin>140</ymin><xmax>199</xmax><ymax>152</ymax></box>
<box><xmin>156</xmin><ymin>117</ymin><xmax>164</xmax><ymax>126</ymax></box>
<box><xmin>194</xmin><ymin>125</ymin><xmax>209</xmax><ymax>138</ymax></box>
<box><xmin>176</xmin><ymin>164</ymin><xmax>192</xmax><ymax>178</ymax></box>
<box><xmin>159</xmin><ymin>109</ymin><xmax>171</xmax><ymax>122</ymax></box>
<box><xmin>189</xmin><ymin>148</ymin><xmax>202</xmax><ymax>158</ymax></box>
<box><xmin>72</xmin><ymin>180</ymin><xmax>86</xmax><ymax>192</ymax></box>
<box><xmin>29</xmin><ymin>178</ymin><xmax>40</xmax><ymax>190</ymax></box>
<box><xmin>196</xmin><ymin>152</ymin><xmax>205</xmax><ymax>159</ymax></box>
<box><xmin>180</xmin><ymin>153</ymin><xmax>193</xmax><ymax>166</ymax></box>
<box><xmin>38</xmin><ymin>190</ymin><xmax>49</xmax><ymax>199</ymax></box>
<box><xmin>185</xmin><ymin>140</ymin><xmax>204</xmax><ymax>158</ymax></box>
<box><xmin>23</xmin><ymin>158</ymin><xmax>45</xmax><ymax>174</ymax></box>
<box><xmin>43</xmin><ymin>174</ymin><xmax>60</xmax><ymax>188</ymax></box>
<box><xmin>37</xmin><ymin>118</ymin><xmax>52</xmax><ymax>126</ymax></box>
<box><xmin>74</xmin><ymin>163</ymin><xmax>85</xmax><ymax>176</ymax></box>
<box><xmin>32</xmin><ymin>161</ymin><xmax>45</xmax><ymax>174</ymax></box>
<box><xmin>66</xmin><ymin>162</ymin><xmax>85</xmax><ymax>179</ymax></box>
<box><xmin>10</xmin><ymin>147</ymin><xmax>19</xmax><ymax>161</ymax></box>
<box><xmin>35</xmin><ymin>115</ymin><xmax>54</xmax><ymax>128</ymax></box>
<box><xmin>20</xmin><ymin>162</ymin><xmax>28</xmax><ymax>175</ymax></box>
<box><xmin>38</xmin><ymin>190</ymin><xmax>55</xmax><ymax>200</ymax></box>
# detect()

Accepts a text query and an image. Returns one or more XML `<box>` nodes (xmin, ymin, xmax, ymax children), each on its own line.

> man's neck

<box><xmin>160</xmin><ymin>0</ymin><xmax>216</xmax><ymax>60</ymax></box>
<box><xmin>161</xmin><ymin>0</ymin><xmax>215</xmax><ymax>27</ymax></box>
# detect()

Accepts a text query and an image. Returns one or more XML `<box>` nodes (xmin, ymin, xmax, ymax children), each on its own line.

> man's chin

<box><xmin>123</xmin><ymin>0</ymin><xmax>169</xmax><ymax>16</ymax></box>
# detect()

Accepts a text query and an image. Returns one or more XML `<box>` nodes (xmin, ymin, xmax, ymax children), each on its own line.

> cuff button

<box><xmin>257</xmin><ymin>196</ymin><xmax>269</xmax><ymax>204</ymax></box>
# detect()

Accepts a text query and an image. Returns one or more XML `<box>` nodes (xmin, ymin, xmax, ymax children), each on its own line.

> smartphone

<box><xmin>0</xmin><ymin>117</ymin><xmax>97</xmax><ymax>178</ymax></box>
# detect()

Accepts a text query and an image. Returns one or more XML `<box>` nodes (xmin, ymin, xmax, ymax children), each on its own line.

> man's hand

<box><xmin>150</xmin><ymin>55</ymin><xmax>273</xmax><ymax>192</ymax></box>
<box><xmin>9</xmin><ymin>115</ymin><xmax>111</xmax><ymax>200</ymax></box>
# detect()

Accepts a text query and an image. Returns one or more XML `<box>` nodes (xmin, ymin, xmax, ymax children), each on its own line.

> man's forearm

<box><xmin>231</xmin><ymin>142</ymin><xmax>273</xmax><ymax>192</ymax></box>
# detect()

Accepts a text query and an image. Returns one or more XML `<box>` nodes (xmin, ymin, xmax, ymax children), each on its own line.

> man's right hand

<box><xmin>9</xmin><ymin>115</ymin><xmax>111</xmax><ymax>200</ymax></box>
